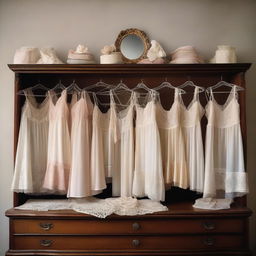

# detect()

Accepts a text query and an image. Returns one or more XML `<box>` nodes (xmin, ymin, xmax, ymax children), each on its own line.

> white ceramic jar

<box><xmin>215</xmin><ymin>45</ymin><xmax>237</xmax><ymax>63</ymax></box>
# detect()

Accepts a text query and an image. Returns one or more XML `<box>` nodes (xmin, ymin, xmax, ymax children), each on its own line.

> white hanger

<box><xmin>50</xmin><ymin>80</ymin><xmax>66</xmax><ymax>94</ymax></box>
<box><xmin>84</xmin><ymin>80</ymin><xmax>114</xmax><ymax>92</ymax></box>
<box><xmin>17</xmin><ymin>81</ymin><xmax>48</xmax><ymax>97</ymax></box>
<box><xmin>153</xmin><ymin>79</ymin><xmax>186</xmax><ymax>94</ymax></box>
<box><xmin>97</xmin><ymin>80</ymin><xmax>132</xmax><ymax>95</ymax></box>
<box><xmin>66</xmin><ymin>80</ymin><xmax>82</xmax><ymax>94</ymax></box>
<box><xmin>178</xmin><ymin>80</ymin><xmax>204</xmax><ymax>93</ymax></box>
<box><xmin>96</xmin><ymin>80</ymin><xmax>132</xmax><ymax>107</ymax></box>
<box><xmin>133</xmin><ymin>80</ymin><xmax>152</xmax><ymax>93</ymax></box>
<box><xmin>206</xmin><ymin>77</ymin><xmax>244</xmax><ymax>94</ymax></box>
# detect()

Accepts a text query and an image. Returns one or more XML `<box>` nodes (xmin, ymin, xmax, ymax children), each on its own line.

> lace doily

<box><xmin>15</xmin><ymin>197</ymin><xmax>168</xmax><ymax>218</ymax></box>
<box><xmin>193</xmin><ymin>198</ymin><xmax>233</xmax><ymax>210</ymax></box>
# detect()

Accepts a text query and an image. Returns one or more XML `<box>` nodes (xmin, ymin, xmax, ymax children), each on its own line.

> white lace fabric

<box><xmin>15</xmin><ymin>197</ymin><xmax>168</xmax><ymax>218</ymax></box>
<box><xmin>193</xmin><ymin>198</ymin><xmax>233</xmax><ymax>210</ymax></box>
<box><xmin>203</xmin><ymin>86</ymin><xmax>248</xmax><ymax>198</ymax></box>
<box><xmin>11</xmin><ymin>89</ymin><xmax>50</xmax><ymax>194</ymax></box>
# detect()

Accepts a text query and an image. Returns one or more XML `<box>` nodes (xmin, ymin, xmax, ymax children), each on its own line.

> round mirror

<box><xmin>120</xmin><ymin>35</ymin><xmax>144</xmax><ymax>60</ymax></box>
<box><xmin>115</xmin><ymin>28</ymin><xmax>150</xmax><ymax>63</ymax></box>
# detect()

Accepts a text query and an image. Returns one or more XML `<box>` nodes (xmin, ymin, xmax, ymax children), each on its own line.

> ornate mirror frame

<box><xmin>115</xmin><ymin>28</ymin><xmax>151</xmax><ymax>63</ymax></box>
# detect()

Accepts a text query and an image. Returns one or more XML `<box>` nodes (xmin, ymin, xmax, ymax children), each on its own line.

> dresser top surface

<box><xmin>6</xmin><ymin>201</ymin><xmax>252</xmax><ymax>219</ymax></box>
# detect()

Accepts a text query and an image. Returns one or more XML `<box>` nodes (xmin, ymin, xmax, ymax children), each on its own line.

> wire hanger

<box><xmin>133</xmin><ymin>79</ymin><xmax>152</xmax><ymax>93</ymax></box>
<box><xmin>66</xmin><ymin>80</ymin><xmax>82</xmax><ymax>94</ymax></box>
<box><xmin>17</xmin><ymin>80</ymin><xmax>48</xmax><ymax>97</ymax></box>
<box><xmin>96</xmin><ymin>80</ymin><xmax>132</xmax><ymax>107</ymax></box>
<box><xmin>97</xmin><ymin>80</ymin><xmax>132</xmax><ymax>95</ymax></box>
<box><xmin>84</xmin><ymin>79</ymin><xmax>115</xmax><ymax>92</ymax></box>
<box><xmin>178</xmin><ymin>77</ymin><xmax>204</xmax><ymax>93</ymax></box>
<box><xmin>153</xmin><ymin>78</ymin><xmax>186</xmax><ymax>94</ymax></box>
<box><xmin>50</xmin><ymin>80</ymin><xmax>66</xmax><ymax>94</ymax></box>
<box><xmin>206</xmin><ymin>76</ymin><xmax>244</xmax><ymax>94</ymax></box>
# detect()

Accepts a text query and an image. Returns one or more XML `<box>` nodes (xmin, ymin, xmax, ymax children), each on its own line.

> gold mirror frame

<box><xmin>115</xmin><ymin>28</ymin><xmax>151</xmax><ymax>64</ymax></box>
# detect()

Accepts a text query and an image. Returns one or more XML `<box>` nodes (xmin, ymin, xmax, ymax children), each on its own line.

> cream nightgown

<box><xmin>203</xmin><ymin>86</ymin><xmax>248</xmax><ymax>198</ymax></box>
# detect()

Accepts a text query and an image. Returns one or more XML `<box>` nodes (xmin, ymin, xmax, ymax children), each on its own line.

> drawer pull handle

<box><xmin>132</xmin><ymin>222</ymin><xmax>140</xmax><ymax>230</ymax></box>
<box><xmin>203</xmin><ymin>237</ymin><xmax>215</xmax><ymax>246</ymax></box>
<box><xmin>40</xmin><ymin>239</ymin><xmax>53</xmax><ymax>247</ymax></box>
<box><xmin>132</xmin><ymin>239</ymin><xmax>140</xmax><ymax>247</ymax></box>
<box><xmin>39</xmin><ymin>223</ymin><xmax>53</xmax><ymax>231</ymax></box>
<box><xmin>203</xmin><ymin>222</ymin><xmax>215</xmax><ymax>230</ymax></box>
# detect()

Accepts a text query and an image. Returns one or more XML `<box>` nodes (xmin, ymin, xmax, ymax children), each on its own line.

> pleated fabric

<box><xmin>132</xmin><ymin>91</ymin><xmax>165</xmax><ymax>201</ymax></box>
<box><xmin>156</xmin><ymin>88</ymin><xmax>189</xmax><ymax>190</ymax></box>
<box><xmin>180</xmin><ymin>87</ymin><xmax>205</xmax><ymax>193</ymax></box>
<box><xmin>12</xmin><ymin>89</ymin><xmax>49</xmax><ymax>193</ymax></box>
<box><xmin>67</xmin><ymin>91</ymin><xmax>93</xmax><ymax>198</ymax></box>
<box><xmin>43</xmin><ymin>89</ymin><xmax>71</xmax><ymax>193</ymax></box>
<box><xmin>90</xmin><ymin>93</ymin><xmax>117</xmax><ymax>195</ymax></box>
<box><xmin>111</xmin><ymin>91</ymin><xmax>135</xmax><ymax>197</ymax></box>
<box><xmin>203</xmin><ymin>86</ymin><xmax>248</xmax><ymax>198</ymax></box>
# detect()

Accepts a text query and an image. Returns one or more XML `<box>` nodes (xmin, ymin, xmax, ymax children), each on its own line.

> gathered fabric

<box><xmin>180</xmin><ymin>87</ymin><xmax>205</xmax><ymax>193</ymax></box>
<box><xmin>67</xmin><ymin>91</ymin><xmax>94</xmax><ymax>198</ymax></box>
<box><xmin>132</xmin><ymin>90</ymin><xmax>165</xmax><ymax>201</ymax></box>
<box><xmin>43</xmin><ymin>89</ymin><xmax>71</xmax><ymax>193</ymax></box>
<box><xmin>156</xmin><ymin>88</ymin><xmax>188</xmax><ymax>190</ymax></box>
<box><xmin>12</xmin><ymin>84</ymin><xmax>248</xmax><ymax>207</ymax></box>
<box><xmin>203</xmin><ymin>86</ymin><xmax>248</xmax><ymax>198</ymax></box>
<box><xmin>12</xmin><ymin>89</ymin><xmax>50</xmax><ymax>194</ymax></box>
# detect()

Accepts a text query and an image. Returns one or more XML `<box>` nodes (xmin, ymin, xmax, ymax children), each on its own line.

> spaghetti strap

<box><xmin>194</xmin><ymin>86</ymin><xmax>199</xmax><ymax>101</ymax></box>
<box><xmin>210</xmin><ymin>87</ymin><xmax>214</xmax><ymax>100</ymax></box>
<box><xmin>109</xmin><ymin>90</ymin><xmax>116</xmax><ymax>106</ymax></box>
<box><xmin>233</xmin><ymin>85</ymin><xmax>238</xmax><ymax>99</ymax></box>
<box><xmin>92</xmin><ymin>93</ymin><xmax>98</xmax><ymax>106</ymax></box>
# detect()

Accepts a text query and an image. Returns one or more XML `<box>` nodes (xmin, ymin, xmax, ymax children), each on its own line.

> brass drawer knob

<box><xmin>203</xmin><ymin>222</ymin><xmax>215</xmax><ymax>230</ymax></box>
<box><xmin>40</xmin><ymin>239</ymin><xmax>53</xmax><ymax>247</ymax></box>
<box><xmin>132</xmin><ymin>239</ymin><xmax>140</xmax><ymax>247</ymax></box>
<box><xmin>39</xmin><ymin>222</ymin><xmax>53</xmax><ymax>231</ymax></box>
<box><xmin>132</xmin><ymin>222</ymin><xmax>140</xmax><ymax>230</ymax></box>
<box><xmin>203</xmin><ymin>237</ymin><xmax>215</xmax><ymax>246</ymax></box>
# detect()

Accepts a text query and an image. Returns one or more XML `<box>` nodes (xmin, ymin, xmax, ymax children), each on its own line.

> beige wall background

<box><xmin>0</xmin><ymin>0</ymin><xmax>255</xmax><ymax>254</ymax></box>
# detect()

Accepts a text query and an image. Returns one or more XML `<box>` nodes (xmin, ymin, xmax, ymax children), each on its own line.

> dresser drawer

<box><xmin>12</xmin><ymin>235</ymin><xmax>245</xmax><ymax>251</ymax></box>
<box><xmin>12</xmin><ymin>218</ymin><xmax>244</xmax><ymax>235</ymax></box>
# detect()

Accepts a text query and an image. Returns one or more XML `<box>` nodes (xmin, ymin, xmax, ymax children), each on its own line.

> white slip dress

<box><xmin>67</xmin><ymin>91</ymin><xmax>93</xmax><ymax>198</ymax></box>
<box><xmin>110</xmin><ymin>91</ymin><xmax>135</xmax><ymax>197</ymax></box>
<box><xmin>203</xmin><ymin>86</ymin><xmax>248</xmax><ymax>198</ymax></box>
<box><xmin>90</xmin><ymin>93</ymin><xmax>117</xmax><ymax>195</ymax></box>
<box><xmin>11</xmin><ymin>89</ymin><xmax>50</xmax><ymax>194</ymax></box>
<box><xmin>132</xmin><ymin>90</ymin><xmax>165</xmax><ymax>201</ymax></box>
<box><xmin>43</xmin><ymin>89</ymin><xmax>71</xmax><ymax>194</ymax></box>
<box><xmin>156</xmin><ymin>88</ymin><xmax>189</xmax><ymax>190</ymax></box>
<box><xmin>180</xmin><ymin>87</ymin><xmax>205</xmax><ymax>193</ymax></box>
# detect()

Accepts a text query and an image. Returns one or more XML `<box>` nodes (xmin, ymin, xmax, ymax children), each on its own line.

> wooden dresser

<box><xmin>6</xmin><ymin>64</ymin><xmax>252</xmax><ymax>256</ymax></box>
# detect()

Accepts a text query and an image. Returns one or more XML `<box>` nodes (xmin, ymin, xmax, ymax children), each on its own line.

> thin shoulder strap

<box><xmin>205</xmin><ymin>87</ymin><xmax>213</xmax><ymax>102</ymax></box>
<box><xmin>81</xmin><ymin>90</ymin><xmax>86</xmax><ymax>99</ymax></box>
<box><xmin>92</xmin><ymin>92</ymin><xmax>98</xmax><ymax>106</ymax></box>
<box><xmin>60</xmin><ymin>88</ymin><xmax>68</xmax><ymax>104</ymax></box>
<box><xmin>70</xmin><ymin>91</ymin><xmax>78</xmax><ymax>106</ymax></box>
<box><xmin>23</xmin><ymin>89</ymin><xmax>32</xmax><ymax>105</ymax></box>
<box><xmin>130</xmin><ymin>91</ymin><xmax>136</xmax><ymax>106</ymax></box>
<box><xmin>150</xmin><ymin>89</ymin><xmax>158</xmax><ymax>102</ymax></box>
<box><xmin>174</xmin><ymin>88</ymin><xmax>179</xmax><ymax>101</ymax></box>
<box><xmin>109</xmin><ymin>90</ymin><xmax>115</xmax><ymax>105</ymax></box>
<box><xmin>193</xmin><ymin>86</ymin><xmax>199</xmax><ymax>101</ymax></box>
<box><xmin>233</xmin><ymin>85</ymin><xmax>238</xmax><ymax>99</ymax></box>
